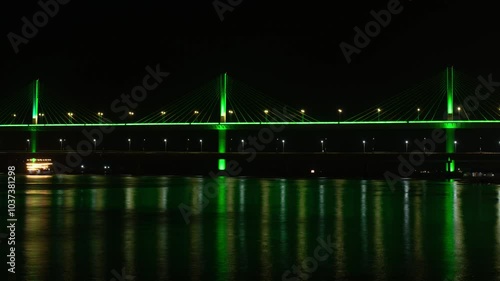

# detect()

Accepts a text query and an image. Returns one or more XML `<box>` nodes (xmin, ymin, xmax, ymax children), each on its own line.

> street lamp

<box><xmin>128</xmin><ymin>138</ymin><xmax>131</xmax><ymax>151</ymax></box>
<box><xmin>479</xmin><ymin>136</ymin><xmax>482</xmax><ymax>153</ymax></box>
<box><xmin>282</xmin><ymin>139</ymin><xmax>285</xmax><ymax>152</ymax></box>
<box><xmin>228</xmin><ymin>110</ymin><xmax>234</xmax><ymax>122</ymax></box>
<box><xmin>454</xmin><ymin>140</ymin><xmax>457</xmax><ymax>152</ymax></box>
<box><xmin>321</xmin><ymin>140</ymin><xmax>324</xmax><ymax>152</ymax></box>
<box><xmin>93</xmin><ymin>138</ymin><xmax>97</xmax><ymax>150</ymax></box>
<box><xmin>26</xmin><ymin>139</ymin><xmax>30</xmax><ymax>151</ymax></box>
<box><xmin>97</xmin><ymin>112</ymin><xmax>104</xmax><ymax>123</ymax></box>
<box><xmin>457</xmin><ymin>107</ymin><xmax>461</xmax><ymax>119</ymax></box>
<box><xmin>142</xmin><ymin>139</ymin><xmax>146</xmax><ymax>151</ymax></box>
<box><xmin>377</xmin><ymin>108</ymin><xmax>381</xmax><ymax>121</ymax></box>
<box><xmin>164</xmin><ymin>138</ymin><xmax>168</xmax><ymax>151</ymax></box>
<box><xmin>405</xmin><ymin>140</ymin><xmax>409</xmax><ymax>152</ymax></box>
<box><xmin>241</xmin><ymin>139</ymin><xmax>245</xmax><ymax>150</ymax></box>
<box><xmin>338</xmin><ymin>109</ymin><xmax>342</xmax><ymax>123</ymax></box>
<box><xmin>417</xmin><ymin>108</ymin><xmax>420</xmax><ymax>120</ymax></box>
<box><xmin>186</xmin><ymin>138</ymin><xmax>190</xmax><ymax>151</ymax></box>
<box><xmin>128</xmin><ymin>111</ymin><xmax>134</xmax><ymax>122</ymax></box>
<box><xmin>160</xmin><ymin>111</ymin><xmax>166</xmax><ymax>122</ymax></box>
<box><xmin>200</xmin><ymin>139</ymin><xmax>203</xmax><ymax>152</ymax></box>
<box><xmin>38</xmin><ymin>113</ymin><xmax>45</xmax><ymax>124</ymax></box>
<box><xmin>59</xmin><ymin>138</ymin><xmax>64</xmax><ymax>150</ymax></box>
<box><xmin>362</xmin><ymin>140</ymin><xmax>366</xmax><ymax>153</ymax></box>
<box><xmin>300</xmin><ymin>109</ymin><xmax>305</xmax><ymax>122</ymax></box>
<box><xmin>264</xmin><ymin>109</ymin><xmax>269</xmax><ymax>122</ymax></box>
<box><xmin>67</xmin><ymin>112</ymin><xmax>74</xmax><ymax>123</ymax></box>
<box><xmin>193</xmin><ymin>110</ymin><xmax>199</xmax><ymax>122</ymax></box>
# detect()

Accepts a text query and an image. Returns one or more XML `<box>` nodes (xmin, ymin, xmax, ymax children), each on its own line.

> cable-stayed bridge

<box><xmin>2</xmin><ymin>67</ymin><xmax>500</xmax><ymax>172</ymax></box>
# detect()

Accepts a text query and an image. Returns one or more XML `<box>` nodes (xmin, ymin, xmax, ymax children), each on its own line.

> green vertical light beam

<box><xmin>218</xmin><ymin>73</ymin><xmax>227</xmax><ymax>170</ymax></box>
<box><xmin>447</xmin><ymin>67</ymin><xmax>454</xmax><ymax>116</ymax></box>
<box><xmin>31</xmin><ymin>79</ymin><xmax>39</xmax><ymax>153</ymax></box>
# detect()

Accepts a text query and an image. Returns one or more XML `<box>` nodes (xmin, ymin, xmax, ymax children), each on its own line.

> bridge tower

<box><xmin>30</xmin><ymin>79</ymin><xmax>40</xmax><ymax>153</ymax></box>
<box><xmin>218</xmin><ymin>73</ymin><xmax>227</xmax><ymax>170</ymax></box>
<box><xmin>446</xmin><ymin>67</ymin><xmax>455</xmax><ymax>172</ymax></box>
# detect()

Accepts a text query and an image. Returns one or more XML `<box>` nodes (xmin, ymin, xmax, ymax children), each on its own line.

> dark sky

<box><xmin>1</xmin><ymin>0</ymin><xmax>499</xmax><ymax>120</ymax></box>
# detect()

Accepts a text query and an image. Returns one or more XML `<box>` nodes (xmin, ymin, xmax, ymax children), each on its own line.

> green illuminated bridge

<box><xmin>3</xmin><ymin>67</ymin><xmax>500</xmax><ymax>172</ymax></box>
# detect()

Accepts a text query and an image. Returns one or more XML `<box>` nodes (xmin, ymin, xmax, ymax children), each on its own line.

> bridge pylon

<box><xmin>218</xmin><ymin>73</ymin><xmax>227</xmax><ymax>170</ymax></box>
<box><xmin>445</xmin><ymin>66</ymin><xmax>455</xmax><ymax>172</ymax></box>
<box><xmin>30</xmin><ymin>79</ymin><xmax>40</xmax><ymax>153</ymax></box>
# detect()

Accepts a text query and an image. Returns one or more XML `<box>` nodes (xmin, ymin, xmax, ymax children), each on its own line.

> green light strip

<box><xmin>5</xmin><ymin>120</ymin><xmax>500</xmax><ymax>128</ymax></box>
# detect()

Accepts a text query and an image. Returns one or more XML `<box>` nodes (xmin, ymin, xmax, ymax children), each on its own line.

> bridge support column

<box><xmin>30</xmin><ymin>79</ymin><xmax>39</xmax><ymax>153</ymax></box>
<box><xmin>445</xmin><ymin>66</ymin><xmax>455</xmax><ymax>172</ymax></box>
<box><xmin>218</xmin><ymin>73</ymin><xmax>227</xmax><ymax>170</ymax></box>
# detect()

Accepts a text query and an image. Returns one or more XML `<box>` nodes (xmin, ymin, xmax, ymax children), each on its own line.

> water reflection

<box><xmin>6</xmin><ymin>175</ymin><xmax>500</xmax><ymax>281</ymax></box>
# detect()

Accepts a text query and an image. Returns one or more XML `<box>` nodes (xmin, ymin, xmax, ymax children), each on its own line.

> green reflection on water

<box><xmin>4</xmin><ymin>175</ymin><xmax>500</xmax><ymax>281</ymax></box>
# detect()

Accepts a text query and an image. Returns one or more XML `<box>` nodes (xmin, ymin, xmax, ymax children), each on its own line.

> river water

<box><xmin>1</xmin><ymin>175</ymin><xmax>499</xmax><ymax>281</ymax></box>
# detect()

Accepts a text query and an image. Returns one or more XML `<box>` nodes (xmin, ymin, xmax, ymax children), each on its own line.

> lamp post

<box><xmin>377</xmin><ymin>108</ymin><xmax>381</xmax><ymax>121</ymax></box>
<box><xmin>321</xmin><ymin>140</ymin><xmax>324</xmax><ymax>152</ymax></box>
<box><xmin>38</xmin><ymin>113</ymin><xmax>45</xmax><ymax>124</ymax></box>
<box><xmin>454</xmin><ymin>140</ymin><xmax>457</xmax><ymax>152</ymax></box>
<box><xmin>128</xmin><ymin>111</ymin><xmax>134</xmax><ymax>122</ymax></box>
<box><xmin>26</xmin><ymin>139</ymin><xmax>30</xmax><ymax>151</ymax></box>
<box><xmin>59</xmin><ymin>138</ymin><xmax>64</xmax><ymax>151</ymax></box>
<box><xmin>417</xmin><ymin>108</ymin><xmax>420</xmax><ymax>120</ymax></box>
<box><xmin>93</xmin><ymin>138</ymin><xmax>97</xmax><ymax>150</ymax></box>
<box><xmin>193</xmin><ymin>111</ymin><xmax>199</xmax><ymax>122</ymax></box>
<box><xmin>142</xmin><ymin>139</ymin><xmax>146</xmax><ymax>151</ymax></box>
<box><xmin>338</xmin><ymin>109</ymin><xmax>342</xmax><ymax>123</ymax></box>
<box><xmin>282</xmin><ymin>139</ymin><xmax>285</xmax><ymax>152</ymax></box>
<box><xmin>241</xmin><ymin>139</ymin><xmax>245</xmax><ymax>150</ymax></box>
<box><xmin>164</xmin><ymin>138</ymin><xmax>167</xmax><ymax>151</ymax></box>
<box><xmin>128</xmin><ymin>138</ymin><xmax>131</xmax><ymax>151</ymax></box>
<box><xmin>67</xmin><ymin>112</ymin><xmax>74</xmax><ymax>123</ymax></box>
<box><xmin>228</xmin><ymin>110</ymin><xmax>234</xmax><ymax>122</ymax></box>
<box><xmin>362</xmin><ymin>140</ymin><xmax>366</xmax><ymax>153</ymax></box>
<box><xmin>264</xmin><ymin>109</ymin><xmax>269</xmax><ymax>122</ymax></box>
<box><xmin>200</xmin><ymin>139</ymin><xmax>203</xmax><ymax>152</ymax></box>
<box><xmin>405</xmin><ymin>140</ymin><xmax>408</xmax><ymax>152</ymax></box>
<box><xmin>457</xmin><ymin>107</ymin><xmax>461</xmax><ymax>119</ymax></box>
<box><xmin>423</xmin><ymin>138</ymin><xmax>427</xmax><ymax>152</ymax></box>
<box><xmin>186</xmin><ymin>138</ymin><xmax>190</xmax><ymax>151</ymax></box>
<box><xmin>97</xmin><ymin>112</ymin><xmax>104</xmax><ymax>123</ymax></box>
<box><xmin>300</xmin><ymin>109</ymin><xmax>305</xmax><ymax>122</ymax></box>
<box><xmin>479</xmin><ymin>136</ymin><xmax>482</xmax><ymax>153</ymax></box>
<box><xmin>161</xmin><ymin>111</ymin><xmax>166</xmax><ymax>122</ymax></box>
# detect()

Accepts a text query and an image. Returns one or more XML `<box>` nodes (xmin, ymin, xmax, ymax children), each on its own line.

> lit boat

<box><xmin>26</xmin><ymin>158</ymin><xmax>54</xmax><ymax>175</ymax></box>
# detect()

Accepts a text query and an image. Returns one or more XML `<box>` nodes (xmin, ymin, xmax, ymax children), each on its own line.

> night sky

<box><xmin>1</xmin><ymin>0</ymin><xmax>500</xmax><ymax>120</ymax></box>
